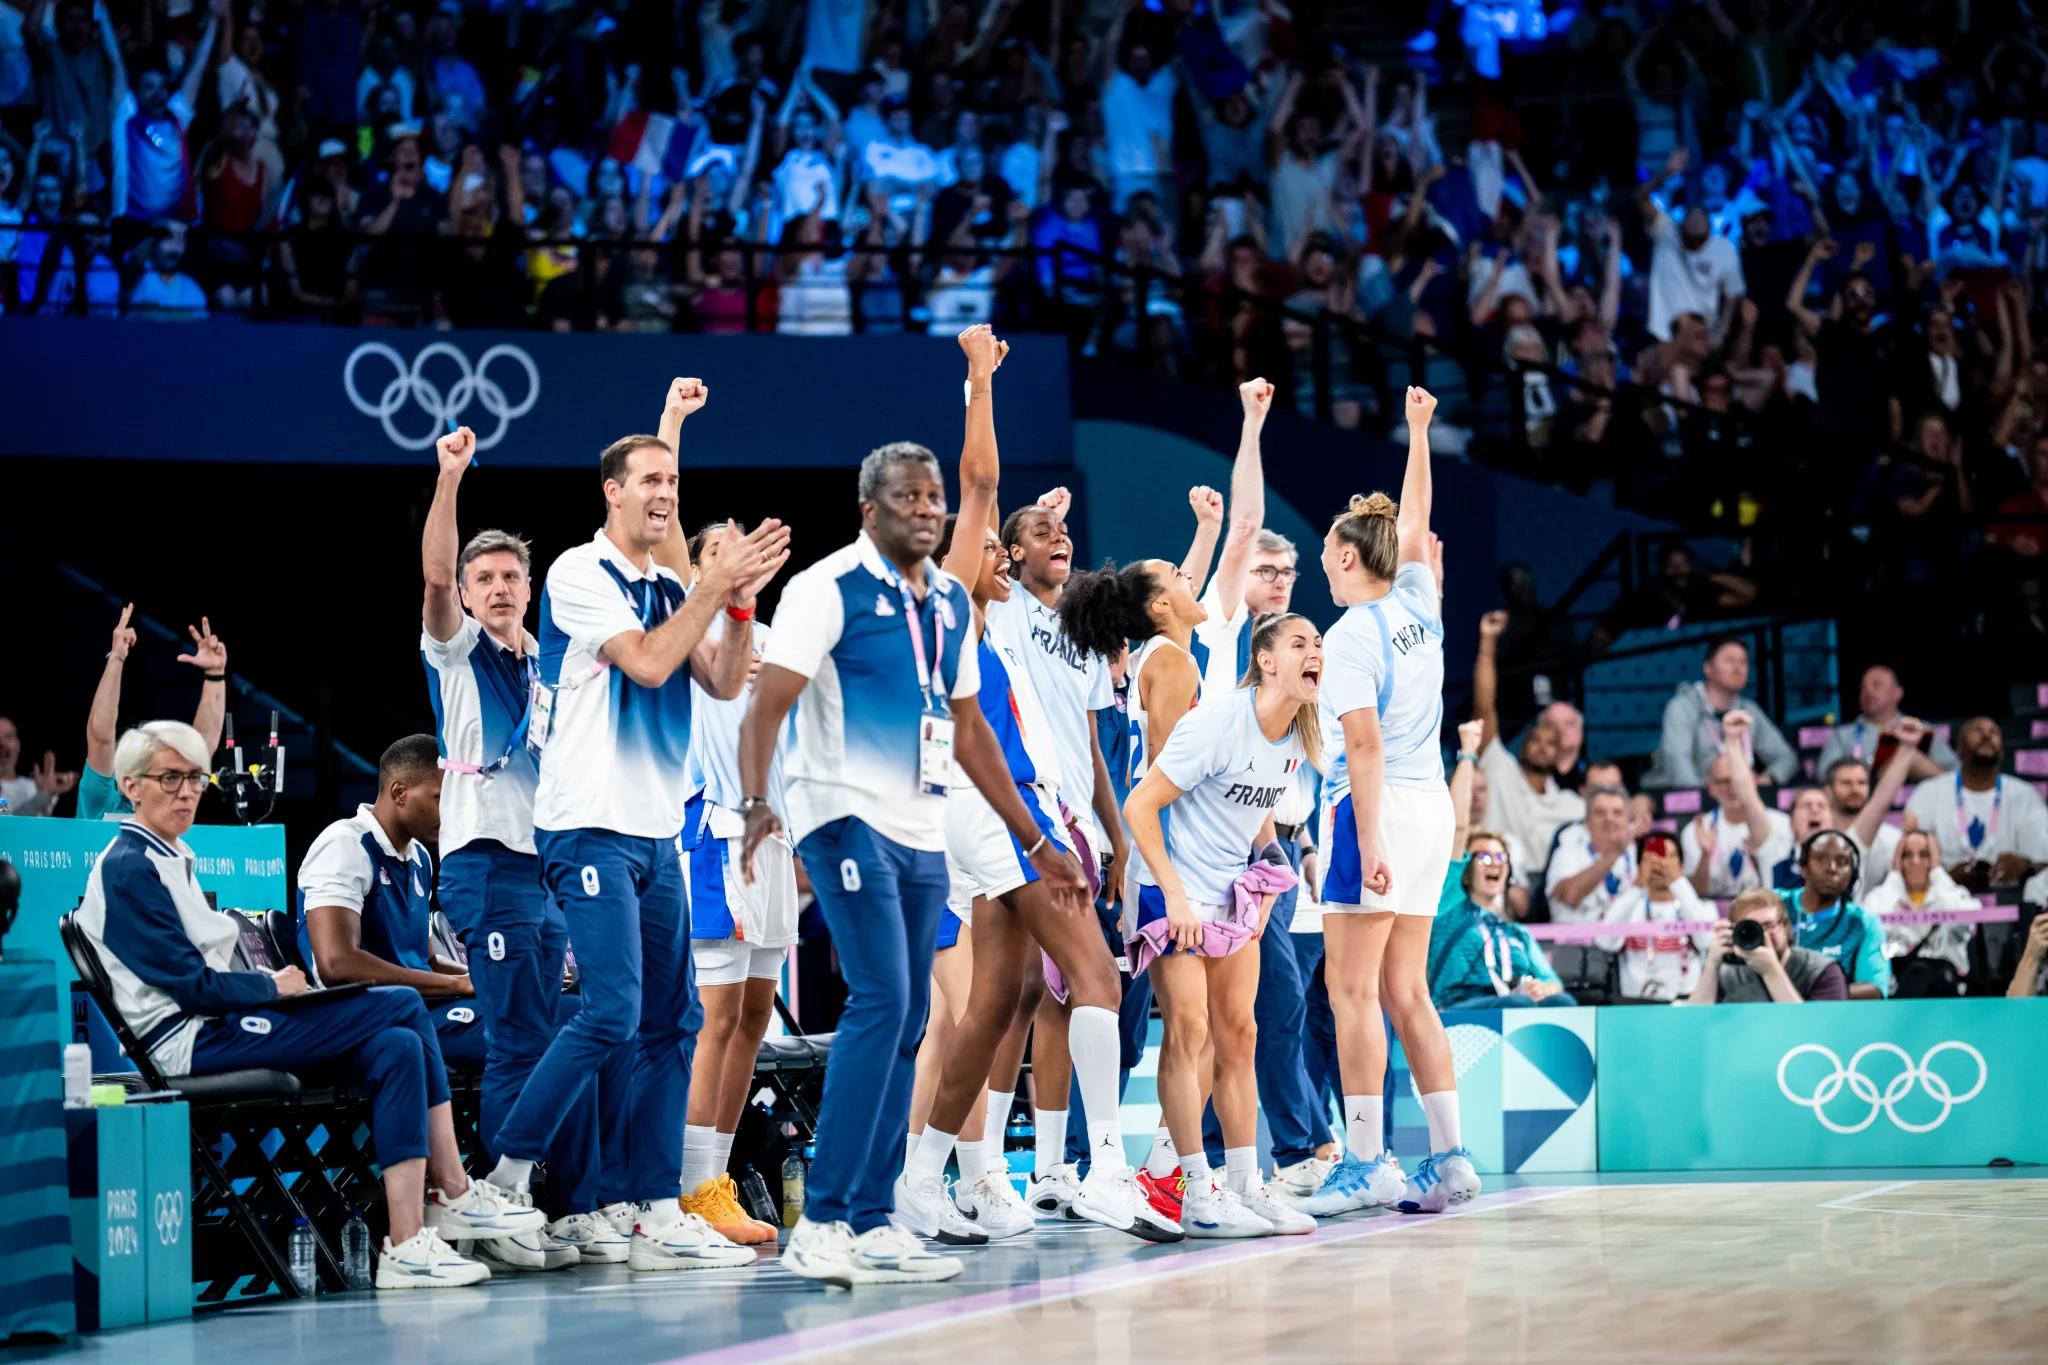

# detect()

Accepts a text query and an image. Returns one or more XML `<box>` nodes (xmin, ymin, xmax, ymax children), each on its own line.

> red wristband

<box><xmin>726</xmin><ymin>605</ymin><xmax>756</xmax><ymax>622</ymax></box>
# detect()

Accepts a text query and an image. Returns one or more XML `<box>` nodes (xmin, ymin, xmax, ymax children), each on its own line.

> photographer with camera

<box><xmin>1688</xmin><ymin>889</ymin><xmax>1849</xmax><ymax>1003</ymax></box>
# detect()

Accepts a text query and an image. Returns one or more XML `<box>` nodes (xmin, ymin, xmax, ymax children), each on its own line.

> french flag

<box><xmin>606</xmin><ymin>111</ymin><xmax>698</xmax><ymax>183</ymax></box>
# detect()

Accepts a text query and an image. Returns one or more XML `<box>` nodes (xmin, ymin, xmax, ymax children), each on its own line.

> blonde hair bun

<box><xmin>1348</xmin><ymin>492</ymin><xmax>1397</xmax><ymax>519</ymax></box>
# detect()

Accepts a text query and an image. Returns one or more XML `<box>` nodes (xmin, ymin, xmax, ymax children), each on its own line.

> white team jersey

<box><xmin>1191</xmin><ymin>580</ymin><xmax>1251</xmax><ymax>699</ymax></box>
<box><xmin>984</xmin><ymin>591</ymin><xmax>1112</xmax><ymax>809</ymax></box>
<box><xmin>688</xmin><ymin>616</ymin><xmax>795</xmax><ymax>840</ymax></box>
<box><xmin>1128</xmin><ymin>635</ymin><xmax>1200</xmax><ymax>888</ymax></box>
<box><xmin>420</xmin><ymin>616</ymin><xmax>540</xmax><ymax>857</ymax></box>
<box><xmin>1318</xmin><ymin>560</ymin><xmax>1446</xmax><ymax>804</ymax></box>
<box><xmin>762</xmin><ymin>533</ymin><xmax>981</xmax><ymax>852</ymax></box>
<box><xmin>533</xmin><ymin>530</ymin><xmax>699</xmax><ymax>840</ymax></box>
<box><xmin>1150</xmin><ymin>686</ymin><xmax>1312</xmax><ymax>906</ymax></box>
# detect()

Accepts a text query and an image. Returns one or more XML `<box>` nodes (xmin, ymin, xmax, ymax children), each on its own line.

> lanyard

<box><xmin>440</xmin><ymin>643</ymin><xmax>539</xmax><ymax>777</ymax></box>
<box><xmin>1603</xmin><ymin>846</ymin><xmax>1635</xmax><ymax>898</ymax></box>
<box><xmin>883</xmin><ymin>563</ymin><xmax>947</xmax><ymax>707</ymax></box>
<box><xmin>1956</xmin><ymin>774</ymin><xmax>2001</xmax><ymax>854</ymax></box>
<box><xmin>1477</xmin><ymin>912</ymin><xmax>1516</xmax><ymax>995</ymax></box>
<box><xmin>1851</xmin><ymin>719</ymin><xmax>1866</xmax><ymax>761</ymax></box>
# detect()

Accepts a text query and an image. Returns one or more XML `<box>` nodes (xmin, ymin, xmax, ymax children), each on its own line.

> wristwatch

<box><xmin>740</xmin><ymin>795</ymin><xmax>771</xmax><ymax>812</ymax></box>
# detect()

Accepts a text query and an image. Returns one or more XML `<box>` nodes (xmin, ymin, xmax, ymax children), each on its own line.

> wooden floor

<box><xmin>811</xmin><ymin>1180</ymin><xmax>2048</xmax><ymax>1365</ymax></box>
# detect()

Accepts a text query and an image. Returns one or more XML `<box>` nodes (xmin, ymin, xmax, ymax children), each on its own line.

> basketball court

<box><xmin>25</xmin><ymin>1170</ymin><xmax>2044</xmax><ymax>1364</ymax></box>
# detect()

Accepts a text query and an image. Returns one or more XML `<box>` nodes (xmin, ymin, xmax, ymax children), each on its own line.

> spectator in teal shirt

<box><xmin>77</xmin><ymin>605</ymin><xmax>228</xmax><ymax>821</ymax></box>
<box><xmin>1429</xmin><ymin>830</ymin><xmax>1576</xmax><ymax>1010</ymax></box>
<box><xmin>1776</xmin><ymin>830</ymin><xmax>1894</xmax><ymax>998</ymax></box>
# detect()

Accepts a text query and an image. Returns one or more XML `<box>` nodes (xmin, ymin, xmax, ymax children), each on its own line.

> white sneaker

<box><xmin>375</xmin><ymin>1228</ymin><xmax>490</xmax><ymax>1289</ymax></box>
<box><xmin>470</xmin><ymin>1189</ymin><xmax>579</xmax><ymax>1270</ymax></box>
<box><xmin>627</xmin><ymin>1210</ymin><xmax>759</xmax><ymax>1271</ymax></box>
<box><xmin>1239</xmin><ymin>1177</ymin><xmax>1316</xmax><ymax>1235</ymax></box>
<box><xmin>1398</xmin><ymin>1148</ymin><xmax>1481</xmax><ymax>1214</ymax></box>
<box><xmin>784</xmin><ymin>1217</ymin><xmax>859</xmax><ymax>1288</ymax></box>
<box><xmin>548</xmin><ymin>1212</ymin><xmax>629</xmax><ymax>1264</ymax></box>
<box><xmin>424</xmin><ymin>1180</ymin><xmax>549</xmax><ymax>1242</ymax></box>
<box><xmin>1272</xmin><ymin>1155</ymin><xmax>1336</xmax><ymax>1198</ymax></box>
<box><xmin>1071</xmin><ymin>1165</ymin><xmax>1184</xmax><ymax>1243</ymax></box>
<box><xmin>1180</xmin><ymin>1177</ymin><xmax>1275</xmax><ymax>1238</ymax></box>
<box><xmin>845</xmin><ymin>1223</ymin><xmax>962</xmax><ymax>1284</ymax></box>
<box><xmin>1025</xmin><ymin>1163</ymin><xmax>1084</xmax><ymax>1219</ymax></box>
<box><xmin>953</xmin><ymin>1171</ymin><xmax>1034</xmax><ymax>1240</ymax></box>
<box><xmin>891</xmin><ymin>1173</ymin><xmax>990</xmax><ymax>1246</ymax></box>
<box><xmin>599</xmin><ymin>1202</ymin><xmax>640</xmax><ymax>1239</ymax></box>
<box><xmin>1298</xmin><ymin>1151</ymin><xmax>1407</xmax><ymax>1216</ymax></box>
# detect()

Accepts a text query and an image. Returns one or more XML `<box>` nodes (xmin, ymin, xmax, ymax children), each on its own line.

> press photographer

<box><xmin>1687</xmin><ymin>889</ymin><xmax>1849</xmax><ymax>1004</ymax></box>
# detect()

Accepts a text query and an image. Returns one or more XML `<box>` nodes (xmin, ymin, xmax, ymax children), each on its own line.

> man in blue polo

<box><xmin>738</xmin><ymin>434</ymin><xmax>1090</xmax><ymax>1288</ymax></box>
<box><xmin>479</xmin><ymin>412</ymin><xmax>791</xmax><ymax>1274</ymax></box>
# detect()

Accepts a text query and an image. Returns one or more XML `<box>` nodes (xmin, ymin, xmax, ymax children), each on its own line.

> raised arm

<box><xmin>1851</xmin><ymin>716</ymin><xmax>1926</xmax><ymax>849</ymax></box>
<box><xmin>1123</xmin><ymin>765</ymin><xmax>1202</xmax><ymax>951</ymax></box>
<box><xmin>942</xmin><ymin>324</ymin><xmax>1010</xmax><ymax>588</ymax></box>
<box><xmin>1449</xmin><ymin>717</ymin><xmax>1484</xmax><ymax>851</ymax></box>
<box><xmin>1180</xmin><ymin>486</ymin><xmax>1224</xmax><ymax>589</ymax></box>
<box><xmin>179</xmin><ymin>618</ymin><xmax>228</xmax><ymax>757</ymax></box>
<box><xmin>179</xmin><ymin>0</ymin><xmax>228</xmax><ymax>112</ymax></box>
<box><xmin>85</xmin><ymin>605</ymin><xmax>138</xmax><ymax>776</ymax></box>
<box><xmin>651</xmin><ymin>377</ymin><xmax>708</xmax><ymax>581</ymax></box>
<box><xmin>1211</xmin><ymin>377</ymin><xmax>1274</xmax><ymax>619</ymax></box>
<box><xmin>422</xmin><ymin>425</ymin><xmax>474</xmax><ymax>643</ymax></box>
<box><xmin>1474</xmin><ymin>609</ymin><xmax>1506</xmax><ymax>750</ymax></box>
<box><xmin>1395</xmin><ymin>386</ymin><xmax>1436</xmax><ymax>565</ymax></box>
<box><xmin>1718</xmin><ymin>717</ymin><xmax>1778</xmax><ymax>839</ymax></box>
<box><xmin>1785</xmin><ymin>236</ymin><xmax>1833</xmax><ymax>337</ymax></box>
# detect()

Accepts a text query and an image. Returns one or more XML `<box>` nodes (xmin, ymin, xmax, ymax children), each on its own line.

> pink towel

<box><xmin>1125</xmin><ymin>856</ymin><xmax>1299</xmax><ymax>978</ymax></box>
<box><xmin>1041</xmin><ymin>804</ymin><xmax>1103</xmax><ymax>1005</ymax></box>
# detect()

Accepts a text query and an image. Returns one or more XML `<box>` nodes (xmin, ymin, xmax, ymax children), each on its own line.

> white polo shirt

<box><xmin>1679</xmin><ymin>806</ymin><xmax>1794</xmax><ymax>898</ymax></box>
<box><xmin>983</xmin><ymin>590</ymin><xmax>1112</xmax><ymax>815</ymax></box>
<box><xmin>1544</xmin><ymin>822</ymin><xmax>1636</xmax><ymax>923</ymax></box>
<box><xmin>421</xmin><ymin>616</ymin><xmax>540</xmax><ymax>857</ymax></box>
<box><xmin>763</xmin><ymin>533</ymin><xmax>980</xmax><ymax>852</ymax></box>
<box><xmin>533</xmin><ymin>530</ymin><xmax>698</xmax><ymax>840</ymax></box>
<box><xmin>689</xmin><ymin>616</ymin><xmax>795</xmax><ymax>839</ymax></box>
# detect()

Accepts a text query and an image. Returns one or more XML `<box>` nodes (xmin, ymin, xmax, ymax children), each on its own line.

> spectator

<box><xmin>1474</xmin><ymin>609</ymin><xmax>1586</xmax><ymax>877</ymax></box>
<box><xmin>1769</xmin><ymin>784</ymin><xmax>1833</xmax><ymax>888</ymax></box>
<box><xmin>109</xmin><ymin>0</ymin><xmax>223</xmax><ymax>223</ymax></box>
<box><xmin>24</xmin><ymin>0</ymin><xmax>118</xmax><ymax>174</ymax></box>
<box><xmin>1903</xmin><ymin>716</ymin><xmax>2048</xmax><ymax>901</ymax></box>
<box><xmin>22</xmin><ymin>206</ymin><xmax>116</xmax><ymax>313</ymax></box>
<box><xmin>0</xmin><ymin>715</ymin><xmax>76</xmax><ymax>816</ymax></box>
<box><xmin>76</xmin><ymin>604</ymin><xmax>227</xmax><ymax>823</ymax></box>
<box><xmin>1776</xmin><ymin>829</ymin><xmax>1893</xmax><ymax>999</ymax></box>
<box><xmin>1817</xmin><ymin>665</ymin><xmax>1959</xmax><ymax>779</ymax></box>
<box><xmin>1544</xmin><ymin>785</ymin><xmax>1635</xmax><ymax>924</ymax></box>
<box><xmin>1987</xmin><ymin>432</ymin><xmax>2048</xmax><ymax>566</ymax></box>
<box><xmin>1682</xmin><ymin>735</ymin><xmax>1793</xmax><ymax>900</ymax></box>
<box><xmin>1597</xmin><ymin>831</ymin><xmax>1712</xmax><ymax>1001</ymax></box>
<box><xmin>1641</xmin><ymin>152</ymin><xmax>1746</xmax><ymax>344</ymax></box>
<box><xmin>1818</xmin><ymin>718</ymin><xmax>1927</xmax><ymax>900</ymax></box>
<box><xmin>2007</xmin><ymin>913</ymin><xmax>2048</xmax><ymax>998</ymax></box>
<box><xmin>1264</xmin><ymin>70</ymin><xmax>1368</xmax><ymax>256</ymax></box>
<box><xmin>124</xmin><ymin>220</ymin><xmax>205</xmax><ymax>319</ymax></box>
<box><xmin>1463</xmin><ymin>765</ymin><xmax>1531</xmax><ymax>919</ymax></box>
<box><xmin>1430</xmin><ymin>830</ymin><xmax>1575</xmax><ymax>1010</ymax></box>
<box><xmin>1866</xmin><ymin>828</ymin><xmax>1977</xmax><ymax>996</ymax></box>
<box><xmin>1688</xmin><ymin>887</ymin><xmax>1850</xmax><ymax>1003</ymax></box>
<box><xmin>423</xmin><ymin>8</ymin><xmax>486</xmax><ymax>118</ymax></box>
<box><xmin>861</xmin><ymin>95</ymin><xmax>939</xmax><ymax>217</ymax></box>
<box><xmin>1594</xmin><ymin>544</ymin><xmax>1758</xmax><ymax>645</ymax></box>
<box><xmin>274</xmin><ymin>175</ymin><xmax>359</xmax><ymax>321</ymax></box>
<box><xmin>1098</xmin><ymin>2</ymin><xmax>1177</xmax><ymax>211</ymax></box>
<box><xmin>1641</xmin><ymin>636</ymin><xmax>1798</xmax><ymax>791</ymax></box>
<box><xmin>1786</xmin><ymin>236</ymin><xmax>1893</xmax><ymax>459</ymax></box>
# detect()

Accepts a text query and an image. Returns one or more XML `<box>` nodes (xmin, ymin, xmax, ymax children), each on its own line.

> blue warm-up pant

<box><xmin>493</xmin><ymin>827</ymin><xmax>699</xmax><ymax>1206</ymax></box>
<box><xmin>796</xmin><ymin>817</ymin><xmax>947</xmax><ymax>1232</ymax></box>
<box><xmin>189</xmin><ymin>985</ymin><xmax>449</xmax><ymax>1165</ymax></box>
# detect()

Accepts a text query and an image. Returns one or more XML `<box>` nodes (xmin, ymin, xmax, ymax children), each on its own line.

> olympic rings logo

<box><xmin>1776</xmin><ymin>1041</ymin><xmax>1987</xmax><ymax>1135</ymax></box>
<box><xmin>343</xmin><ymin>342</ymin><xmax>541</xmax><ymax>452</ymax></box>
<box><xmin>154</xmin><ymin>1190</ymin><xmax>186</xmax><ymax>1245</ymax></box>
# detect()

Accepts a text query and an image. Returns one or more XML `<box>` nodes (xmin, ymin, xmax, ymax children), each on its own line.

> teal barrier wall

<box><xmin>1597</xmin><ymin>1001</ymin><xmax>2042</xmax><ymax>1171</ymax></box>
<box><xmin>1389</xmin><ymin>1008</ymin><xmax>1600</xmax><ymax>1176</ymax></box>
<box><xmin>0</xmin><ymin>817</ymin><xmax>290</xmax><ymax>1046</ymax></box>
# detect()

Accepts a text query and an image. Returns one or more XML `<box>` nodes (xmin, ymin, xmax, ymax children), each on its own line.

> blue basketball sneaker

<box><xmin>1296</xmin><ymin>1151</ymin><xmax>1406</xmax><ymax>1217</ymax></box>
<box><xmin>1397</xmin><ymin>1148</ymin><xmax>1481</xmax><ymax>1214</ymax></box>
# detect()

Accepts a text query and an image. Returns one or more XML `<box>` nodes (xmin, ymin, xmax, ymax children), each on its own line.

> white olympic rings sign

<box><xmin>154</xmin><ymin>1190</ymin><xmax>186</xmax><ymax>1244</ymax></box>
<box><xmin>343</xmin><ymin>342</ymin><xmax>540</xmax><ymax>452</ymax></box>
<box><xmin>1776</xmin><ymin>1041</ymin><xmax>1986</xmax><ymax>1134</ymax></box>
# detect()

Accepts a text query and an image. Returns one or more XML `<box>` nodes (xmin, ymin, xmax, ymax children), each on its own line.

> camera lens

<box><xmin>1732</xmin><ymin>918</ymin><xmax>1766</xmax><ymax>952</ymax></box>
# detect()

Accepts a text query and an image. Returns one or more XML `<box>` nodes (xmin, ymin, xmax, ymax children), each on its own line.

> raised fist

<box><xmin>1188</xmin><ymin>485</ymin><xmax>1223</xmax><ymax>525</ymax></box>
<box><xmin>667</xmin><ymin>377</ymin><xmax>709</xmax><ymax>419</ymax></box>
<box><xmin>437</xmin><ymin>424</ymin><xmax>475</xmax><ymax>473</ymax></box>
<box><xmin>1239</xmin><ymin>377</ymin><xmax>1275</xmax><ymax>420</ymax></box>
<box><xmin>1405</xmin><ymin>386</ymin><xmax>1437</xmax><ymax>427</ymax></box>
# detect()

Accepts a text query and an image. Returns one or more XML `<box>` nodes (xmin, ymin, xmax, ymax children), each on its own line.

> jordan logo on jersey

<box><xmin>1390</xmin><ymin>622</ymin><xmax>1427</xmax><ymax>657</ymax></box>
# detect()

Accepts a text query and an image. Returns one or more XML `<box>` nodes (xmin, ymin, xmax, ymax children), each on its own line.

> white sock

<box><xmin>681</xmin><ymin>1124</ymin><xmax>717</xmax><ymax>1190</ymax></box>
<box><xmin>1181</xmin><ymin>1150</ymin><xmax>1212</xmax><ymax>1187</ymax></box>
<box><xmin>955</xmin><ymin>1138</ymin><xmax>986</xmax><ymax>1180</ymax></box>
<box><xmin>1343</xmin><ymin>1095</ymin><xmax>1383</xmax><ymax>1162</ymax></box>
<box><xmin>1070</xmin><ymin>1006</ymin><xmax>1128</xmax><ymax>1173</ymax></box>
<box><xmin>486</xmin><ymin>1155</ymin><xmax>534</xmax><ymax>1192</ymax></box>
<box><xmin>1144</xmin><ymin>1127</ymin><xmax>1178</xmax><ymax>1179</ymax></box>
<box><xmin>906</xmin><ymin>1130</ymin><xmax>920</xmax><ymax>1170</ymax></box>
<box><xmin>1033</xmin><ymin>1108</ymin><xmax>1068</xmax><ymax>1176</ymax></box>
<box><xmin>985</xmin><ymin>1089</ymin><xmax>1014</xmax><ymax>1157</ymax></box>
<box><xmin>1420</xmin><ymin>1090</ymin><xmax>1462</xmax><ymax>1153</ymax></box>
<box><xmin>639</xmin><ymin>1197</ymin><xmax>682</xmax><ymax>1234</ymax></box>
<box><xmin>712</xmin><ymin>1130</ymin><xmax>734</xmax><ymax>1176</ymax></box>
<box><xmin>908</xmin><ymin>1126</ymin><xmax>957</xmax><ymax>1185</ymax></box>
<box><xmin>1224</xmin><ymin>1146</ymin><xmax>1256</xmax><ymax>1196</ymax></box>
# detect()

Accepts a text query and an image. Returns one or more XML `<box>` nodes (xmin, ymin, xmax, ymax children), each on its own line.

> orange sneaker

<box><xmin>682</xmin><ymin>1175</ymin><xmax>777</xmax><ymax>1245</ymax></box>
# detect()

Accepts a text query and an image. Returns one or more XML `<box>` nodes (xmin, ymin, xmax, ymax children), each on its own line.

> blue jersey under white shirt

<box><xmin>688</xmin><ymin>615</ymin><xmax>795</xmax><ymax>840</ymax></box>
<box><xmin>1318</xmin><ymin>560</ymin><xmax>1446</xmax><ymax>804</ymax></box>
<box><xmin>533</xmin><ymin>530</ymin><xmax>699</xmax><ymax>840</ymax></box>
<box><xmin>295</xmin><ymin>804</ymin><xmax>436</xmax><ymax>986</ymax></box>
<box><xmin>969</xmin><ymin>609</ymin><xmax>1065</xmax><ymax>791</ymax></box>
<box><xmin>983</xmin><ymin>591</ymin><xmax>1110</xmax><ymax>811</ymax></box>
<box><xmin>421</xmin><ymin>616</ymin><xmax>540</xmax><ymax>856</ymax></box>
<box><xmin>763</xmin><ymin>532</ymin><xmax>981</xmax><ymax>852</ymax></box>
<box><xmin>1149</xmin><ymin>686</ymin><xmax>1312</xmax><ymax>905</ymax></box>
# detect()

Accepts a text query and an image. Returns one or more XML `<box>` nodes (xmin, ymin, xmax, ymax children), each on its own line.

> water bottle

<box><xmin>63</xmin><ymin>1044</ymin><xmax>92</xmax><ymax>1109</ymax></box>
<box><xmin>780</xmin><ymin>1151</ymin><xmax>806</xmax><ymax>1229</ymax></box>
<box><xmin>738</xmin><ymin>1168</ymin><xmax>778</xmax><ymax>1227</ymax></box>
<box><xmin>288</xmin><ymin>1218</ymin><xmax>317</xmax><ymax>1296</ymax></box>
<box><xmin>341</xmin><ymin>1209</ymin><xmax>373</xmax><ymax>1289</ymax></box>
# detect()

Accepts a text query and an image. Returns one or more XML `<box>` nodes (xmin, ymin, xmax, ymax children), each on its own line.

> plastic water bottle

<box><xmin>288</xmin><ymin>1218</ymin><xmax>317</xmax><ymax>1296</ymax></box>
<box><xmin>341</xmin><ymin>1209</ymin><xmax>373</xmax><ymax>1289</ymax></box>
<box><xmin>738</xmin><ymin>1168</ymin><xmax>778</xmax><ymax>1226</ymax></box>
<box><xmin>63</xmin><ymin>1044</ymin><xmax>92</xmax><ymax>1109</ymax></box>
<box><xmin>780</xmin><ymin>1152</ymin><xmax>806</xmax><ymax>1229</ymax></box>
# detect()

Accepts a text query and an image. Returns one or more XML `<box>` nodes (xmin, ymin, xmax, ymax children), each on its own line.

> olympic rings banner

<box><xmin>1594</xmin><ymin>1001</ymin><xmax>2046</xmax><ymax>1170</ymax></box>
<box><xmin>0</xmin><ymin>320</ymin><xmax>1073</xmax><ymax>469</ymax></box>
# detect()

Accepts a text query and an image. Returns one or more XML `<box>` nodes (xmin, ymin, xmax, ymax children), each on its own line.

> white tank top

<box><xmin>1127</xmin><ymin>634</ymin><xmax>1201</xmax><ymax>889</ymax></box>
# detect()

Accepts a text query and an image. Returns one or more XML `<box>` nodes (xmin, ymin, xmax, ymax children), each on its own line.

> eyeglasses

<box><xmin>141</xmin><ymin>769</ymin><xmax>210</xmax><ymax>794</ymax></box>
<box><xmin>1471</xmin><ymin>851</ymin><xmax>1508</xmax><ymax>867</ymax></box>
<box><xmin>1250</xmin><ymin>566</ymin><xmax>1299</xmax><ymax>583</ymax></box>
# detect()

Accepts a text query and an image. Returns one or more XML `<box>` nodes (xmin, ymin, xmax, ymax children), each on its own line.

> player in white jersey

<box><xmin>1121</xmin><ymin>613</ymin><xmax>1323</xmax><ymax>1239</ymax></box>
<box><xmin>1302</xmin><ymin>387</ymin><xmax>1479</xmax><ymax>1217</ymax></box>
<box><xmin>661</xmin><ymin>518</ymin><xmax>798</xmax><ymax>1247</ymax></box>
<box><xmin>898</xmin><ymin>327</ymin><xmax>1180</xmax><ymax>1246</ymax></box>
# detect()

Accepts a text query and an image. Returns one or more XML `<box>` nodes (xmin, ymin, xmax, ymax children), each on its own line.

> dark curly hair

<box><xmin>1056</xmin><ymin>559</ymin><xmax>1165</xmax><ymax>661</ymax></box>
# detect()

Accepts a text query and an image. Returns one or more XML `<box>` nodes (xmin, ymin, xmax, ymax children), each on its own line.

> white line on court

<box><xmin>1819</xmin><ymin>1180</ymin><xmax>1919</xmax><ymax>1208</ymax></box>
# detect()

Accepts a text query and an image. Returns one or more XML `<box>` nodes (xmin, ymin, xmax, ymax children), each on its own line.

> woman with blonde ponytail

<box><xmin>1298</xmin><ymin>386</ymin><xmax>1480</xmax><ymax>1220</ymax></box>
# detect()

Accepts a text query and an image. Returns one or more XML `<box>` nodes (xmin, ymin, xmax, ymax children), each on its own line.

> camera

<box><xmin>1732</xmin><ymin>917</ymin><xmax>1766</xmax><ymax>952</ymax></box>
